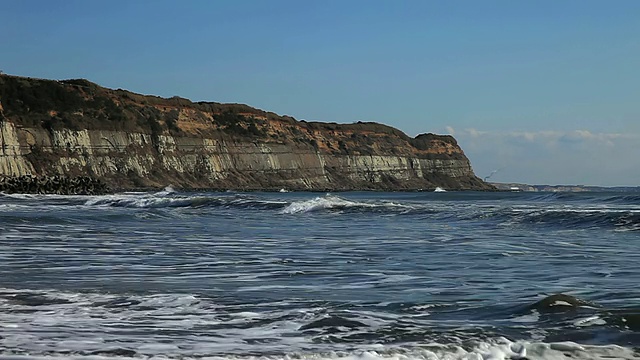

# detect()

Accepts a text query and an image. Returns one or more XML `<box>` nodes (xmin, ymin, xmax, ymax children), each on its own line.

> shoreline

<box><xmin>0</xmin><ymin>175</ymin><xmax>504</xmax><ymax>195</ymax></box>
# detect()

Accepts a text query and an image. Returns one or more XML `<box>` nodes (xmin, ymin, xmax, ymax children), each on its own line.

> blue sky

<box><xmin>2</xmin><ymin>0</ymin><xmax>639</xmax><ymax>186</ymax></box>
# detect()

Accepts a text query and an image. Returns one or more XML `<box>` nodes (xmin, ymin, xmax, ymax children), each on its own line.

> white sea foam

<box><xmin>281</xmin><ymin>195</ymin><xmax>360</xmax><ymax>214</ymax></box>
<box><xmin>281</xmin><ymin>195</ymin><xmax>411</xmax><ymax>214</ymax></box>
<box><xmin>0</xmin><ymin>192</ymin><xmax>39</xmax><ymax>200</ymax></box>
<box><xmin>80</xmin><ymin>190</ymin><xmax>288</xmax><ymax>209</ymax></box>
<box><xmin>81</xmin><ymin>186</ymin><xmax>189</xmax><ymax>208</ymax></box>
<box><xmin>511</xmin><ymin>310</ymin><xmax>540</xmax><ymax>323</ymax></box>
<box><xmin>0</xmin><ymin>340</ymin><xmax>638</xmax><ymax>360</ymax></box>
<box><xmin>574</xmin><ymin>315</ymin><xmax>607</xmax><ymax>327</ymax></box>
<box><xmin>408</xmin><ymin>304</ymin><xmax>448</xmax><ymax>311</ymax></box>
<box><xmin>1</xmin><ymin>286</ymin><xmax>639</xmax><ymax>359</ymax></box>
<box><xmin>84</xmin><ymin>193</ymin><xmax>193</xmax><ymax>208</ymax></box>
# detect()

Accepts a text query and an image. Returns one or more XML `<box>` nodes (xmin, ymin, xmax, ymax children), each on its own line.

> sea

<box><xmin>0</xmin><ymin>188</ymin><xmax>639</xmax><ymax>360</ymax></box>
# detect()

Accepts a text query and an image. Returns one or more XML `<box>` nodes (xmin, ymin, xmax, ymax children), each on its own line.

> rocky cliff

<box><xmin>0</xmin><ymin>74</ymin><xmax>492</xmax><ymax>191</ymax></box>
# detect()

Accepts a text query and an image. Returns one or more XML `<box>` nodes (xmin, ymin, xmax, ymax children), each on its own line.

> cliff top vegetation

<box><xmin>0</xmin><ymin>74</ymin><xmax>464</xmax><ymax>159</ymax></box>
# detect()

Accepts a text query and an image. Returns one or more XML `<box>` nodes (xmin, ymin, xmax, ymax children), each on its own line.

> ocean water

<box><xmin>0</xmin><ymin>188</ymin><xmax>639</xmax><ymax>360</ymax></box>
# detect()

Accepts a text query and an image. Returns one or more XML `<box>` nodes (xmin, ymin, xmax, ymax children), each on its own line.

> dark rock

<box><xmin>529</xmin><ymin>294</ymin><xmax>595</xmax><ymax>312</ymax></box>
<box><xmin>0</xmin><ymin>175</ymin><xmax>110</xmax><ymax>195</ymax></box>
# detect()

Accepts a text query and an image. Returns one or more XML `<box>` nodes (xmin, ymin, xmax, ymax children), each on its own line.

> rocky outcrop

<box><xmin>0</xmin><ymin>74</ymin><xmax>492</xmax><ymax>191</ymax></box>
<box><xmin>0</xmin><ymin>175</ymin><xmax>109</xmax><ymax>195</ymax></box>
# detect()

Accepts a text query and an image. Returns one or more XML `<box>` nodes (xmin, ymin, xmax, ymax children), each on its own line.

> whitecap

<box><xmin>281</xmin><ymin>195</ymin><xmax>412</xmax><ymax>214</ymax></box>
<box><xmin>574</xmin><ymin>315</ymin><xmax>607</xmax><ymax>327</ymax></box>
<box><xmin>281</xmin><ymin>195</ymin><xmax>361</xmax><ymax>214</ymax></box>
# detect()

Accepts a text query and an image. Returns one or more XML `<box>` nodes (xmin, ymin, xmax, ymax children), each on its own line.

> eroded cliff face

<box><xmin>0</xmin><ymin>75</ymin><xmax>492</xmax><ymax>191</ymax></box>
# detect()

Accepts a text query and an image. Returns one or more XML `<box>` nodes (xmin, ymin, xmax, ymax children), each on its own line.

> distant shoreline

<box><xmin>491</xmin><ymin>182</ymin><xmax>640</xmax><ymax>192</ymax></box>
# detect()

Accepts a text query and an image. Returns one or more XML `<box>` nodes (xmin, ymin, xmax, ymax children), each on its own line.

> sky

<box><xmin>1</xmin><ymin>0</ymin><xmax>639</xmax><ymax>186</ymax></box>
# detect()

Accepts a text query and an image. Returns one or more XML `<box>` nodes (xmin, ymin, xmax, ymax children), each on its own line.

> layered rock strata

<box><xmin>0</xmin><ymin>75</ymin><xmax>492</xmax><ymax>191</ymax></box>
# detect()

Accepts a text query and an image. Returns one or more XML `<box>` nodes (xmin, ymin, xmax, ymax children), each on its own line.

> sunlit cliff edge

<box><xmin>0</xmin><ymin>74</ymin><xmax>492</xmax><ymax>191</ymax></box>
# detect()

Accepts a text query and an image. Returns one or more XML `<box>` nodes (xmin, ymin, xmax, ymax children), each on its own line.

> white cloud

<box><xmin>453</xmin><ymin>129</ymin><xmax>640</xmax><ymax>186</ymax></box>
<box><xmin>460</xmin><ymin>129</ymin><xmax>638</xmax><ymax>145</ymax></box>
<box><xmin>445</xmin><ymin>126</ymin><xmax>455</xmax><ymax>135</ymax></box>
<box><xmin>560</xmin><ymin>130</ymin><xmax>595</xmax><ymax>143</ymax></box>
<box><xmin>465</xmin><ymin>128</ymin><xmax>487</xmax><ymax>138</ymax></box>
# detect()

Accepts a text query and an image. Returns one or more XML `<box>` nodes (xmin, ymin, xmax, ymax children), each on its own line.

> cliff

<box><xmin>0</xmin><ymin>74</ymin><xmax>492</xmax><ymax>191</ymax></box>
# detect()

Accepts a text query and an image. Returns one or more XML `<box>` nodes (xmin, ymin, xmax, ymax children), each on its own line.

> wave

<box><xmin>84</xmin><ymin>192</ymin><xmax>287</xmax><ymax>210</ymax></box>
<box><xmin>281</xmin><ymin>195</ymin><xmax>413</xmax><ymax>214</ymax></box>
<box><xmin>500</xmin><ymin>207</ymin><xmax>640</xmax><ymax>231</ymax></box>
<box><xmin>600</xmin><ymin>194</ymin><xmax>640</xmax><ymax>204</ymax></box>
<box><xmin>80</xmin><ymin>191</ymin><xmax>640</xmax><ymax>228</ymax></box>
<box><xmin>84</xmin><ymin>192</ymin><xmax>421</xmax><ymax>214</ymax></box>
<box><xmin>1</xmin><ymin>288</ymin><xmax>639</xmax><ymax>359</ymax></box>
<box><xmin>522</xmin><ymin>192</ymin><xmax>640</xmax><ymax>205</ymax></box>
<box><xmin>0</xmin><ymin>339</ymin><xmax>636</xmax><ymax>360</ymax></box>
<box><xmin>3</xmin><ymin>190</ymin><xmax>640</xmax><ymax>231</ymax></box>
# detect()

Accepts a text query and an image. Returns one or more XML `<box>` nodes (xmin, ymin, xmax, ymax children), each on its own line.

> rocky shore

<box><xmin>0</xmin><ymin>175</ymin><xmax>110</xmax><ymax>195</ymax></box>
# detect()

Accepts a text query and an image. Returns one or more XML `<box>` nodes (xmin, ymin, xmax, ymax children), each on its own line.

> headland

<box><xmin>0</xmin><ymin>74</ymin><xmax>492</xmax><ymax>193</ymax></box>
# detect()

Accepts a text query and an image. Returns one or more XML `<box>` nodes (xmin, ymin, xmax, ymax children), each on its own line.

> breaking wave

<box><xmin>84</xmin><ymin>192</ymin><xmax>417</xmax><ymax>214</ymax></box>
<box><xmin>281</xmin><ymin>195</ymin><xmax>412</xmax><ymax>214</ymax></box>
<box><xmin>1</xmin><ymin>342</ymin><xmax>638</xmax><ymax>360</ymax></box>
<box><xmin>83</xmin><ymin>190</ymin><xmax>287</xmax><ymax>210</ymax></box>
<box><xmin>1</xmin><ymin>288</ymin><xmax>639</xmax><ymax>359</ymax></box>
<box><xmin>2</xmin><ymin>190</ymin><xmax>639</xmax><ymax>231</ymax></box>
<box><xmin>3</xmin><ymin>189</ymin><xmax>640</xmax><ymax>359</ymax></box>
